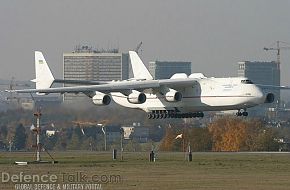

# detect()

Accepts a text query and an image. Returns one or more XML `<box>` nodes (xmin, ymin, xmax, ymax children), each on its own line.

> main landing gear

<box><xmin>147</xmin><ymin>110</ymin><xmax>204</xmax><ymax>119</ymax></box>
<box><xmin>236</xmin><ymin>109</ymin><xmax>248</xmax><ymax>117</ymax></box>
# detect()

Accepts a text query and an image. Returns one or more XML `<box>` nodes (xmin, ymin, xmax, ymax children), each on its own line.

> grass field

<box><xmin>1</xmin><ymin>151</ymin><xmax>290</xmax><ymax>190</ymax></box>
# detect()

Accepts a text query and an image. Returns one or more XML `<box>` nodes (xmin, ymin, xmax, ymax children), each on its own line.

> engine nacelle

<box><xmin>92</xmin><ymin>92</ymin><xmax>111</xmax><ymax>105</ymax></box>
<box><xmin>264</xmin><ymin>93</ymin><xmax>275</xmax><ymax>103</ymax></box>
<box><xmin>127</xmin><ymin>91</ymin><xmax>146</xmax><ymax>104</ymax></box>
<box><xmin>165</xmin><ymin>90</ymin><xmax>182</xmax><ymax>102</ymax></box>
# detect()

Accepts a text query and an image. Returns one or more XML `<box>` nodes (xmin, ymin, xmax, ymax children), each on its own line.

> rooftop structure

<box><xmin>149</xmin><ymin>61</ymin><xmax>192</xmax><ymax>79</ymax></box>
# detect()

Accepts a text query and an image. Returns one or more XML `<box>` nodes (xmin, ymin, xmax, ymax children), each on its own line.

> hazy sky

<box><xmin>1</xmin><ymin>0</ymin><xmax>290</xmax><ymax>85</ymax></box>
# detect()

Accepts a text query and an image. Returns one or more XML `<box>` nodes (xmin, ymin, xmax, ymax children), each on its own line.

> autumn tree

<box><xmin>160</xmin><ymin>125</ymin><xmax>212</xmax><ymax>152</ymax></box>
<box><xmin>189</xmin><ymin>127</ymin><xmax>212</xmax><ymax>151</ymax></box>
<box><xmin>208</xmin><ymin>116</ymin><xmax>280</xmax><ymax>151</ymax></box>
<box><xmin>254</xmin><ymin>128</ymin><xmax>280</xmax><ymax>151</ymax></box>
<box><xmin>159</xmin><ymin>126</ymin><xmax>177</xmax><ymax>151</ymax></box>
<box><xmin>209</xmin><ymin>117</ymin><xmax>253</xmax><ymax>151</ymax></box>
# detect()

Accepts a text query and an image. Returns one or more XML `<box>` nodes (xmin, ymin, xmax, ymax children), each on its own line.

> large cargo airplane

<box><xmin>7</xmin><ymin>51</ymin><xmax>287</xmax><ymax>119</ymax></box>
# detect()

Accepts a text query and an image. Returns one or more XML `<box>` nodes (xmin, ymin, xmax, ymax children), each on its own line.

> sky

<box><xmin>1</xmin><ymin>0</ymin><xmax>290</xmax><ymax>86</ymax></box>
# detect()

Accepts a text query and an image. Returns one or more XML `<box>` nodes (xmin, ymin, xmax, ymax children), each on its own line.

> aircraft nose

<box><xmin>257</xmin><ymin>88</ymin><xmax>264</xmax><ymax>98</ymax></box>
<box><xmin>254</xmin><ymin>87</ymin><xmax>265</xmax><ymax>103</ymax></box>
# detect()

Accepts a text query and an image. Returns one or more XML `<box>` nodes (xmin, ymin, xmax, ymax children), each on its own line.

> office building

<box><xmin>149</xmin><ymin>61</ymin><xmax>192</xmax><ymax>79</ymax></box>
<box><xmin>63</xmin><ymin>46</ymin><xmax>129</xmax><ymax>102</ymax></box>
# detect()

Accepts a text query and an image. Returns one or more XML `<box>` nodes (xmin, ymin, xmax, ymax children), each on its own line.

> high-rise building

<box><xmin>63</xmin><ymin>46</ymin><xmax>129</xmax><ymax>102</ymax></box>
<box><xmin>238</xmin><ymin>61</ymin><xmax>280</xmax><ymax>104</ymax></box>
<box><xmin>149</xmin><ymin>61</ymin><xmax>192</xmax><ymax>79</ymax></box>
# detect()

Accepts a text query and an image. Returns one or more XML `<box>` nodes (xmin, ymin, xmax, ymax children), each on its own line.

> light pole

<box><xmin>8</xmin><ymin>140</ymin><xmax>12</xmax><ymax>152</ymax></box>
<box><xmin>33</xmin><ymin>110</ymin><xmax>42</xmax><ymax>162</ymax></box>
<box><xmin>98</xmin><ymin>123</ymin><xmax>107</xmax><ymax>151</ymax></box>
<box><xmin>120</xmin><ymin>128</ymin><xmax>124</xmax><ymax>161</ymax></box>
<box><xmin>101</xmin><ymin>126</ymin><xmax>107</xmax><ymax>151</ymax></box>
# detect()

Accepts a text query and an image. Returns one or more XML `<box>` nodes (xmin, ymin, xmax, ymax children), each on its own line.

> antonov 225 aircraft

<box><xmin>8</xmin><ymin>51</ymin><xmax>287</xmax><ymax>119</ymax></box>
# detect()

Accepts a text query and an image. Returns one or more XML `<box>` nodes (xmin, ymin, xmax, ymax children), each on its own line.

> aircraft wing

<box><xmin>53</xmin><ymin>79</ymin><xmax>108</xmax><ymax>85</ymax></box>
<box><xmin>256</xmin><ymin>84</ymin><xmax>290</xmax><ymax>90</ymax></box>
<box><xmin>7</xmin><ymin>78</ymin><xmax>197</xmax><ymax>94</ymax></box>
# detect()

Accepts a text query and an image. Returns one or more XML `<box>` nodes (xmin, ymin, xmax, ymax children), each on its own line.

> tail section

<box><xmin>31</xmin><ymin>51</ymin><xmax>54</xmax><ymax>90</ymax></box>
<box><xmin>129</xmin><ymin>51</ymin><xmax>153</xmax><ymax>80</ymax></box>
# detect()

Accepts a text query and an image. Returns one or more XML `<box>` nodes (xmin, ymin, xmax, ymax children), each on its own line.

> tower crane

<box><xmin>264</xmin><ymin>41</ymin><xmax>290</xmax><ymax>69</ymax></box>
<box><xmin>263</xmin><ymin>41</ymin><xmax>290</xmax><ymax>109</ymax></box>
<box><xmin>135</xmin><ymin>41</ymin><xmax>143</xmax><ymax>55</ymax></box>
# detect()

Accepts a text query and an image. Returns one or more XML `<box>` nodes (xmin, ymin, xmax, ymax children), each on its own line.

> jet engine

<box><xmin>127</xmin><ymin>91</ymin><xmax>146</xmax><ymax>104</ymax></box>
<box><xmin>165</xmin><ymin>89</ymin><xmax>182</xmax><ymax>102</ymax></box>
<box><xmin>92</xmin><ymin>92</ymin><xmax>111</xmax><ymax>105</ymax></box>
<box><xmin>264</xmin><ymin>93</ymin><xmax>275</xmax><ymax>103</ymax></box>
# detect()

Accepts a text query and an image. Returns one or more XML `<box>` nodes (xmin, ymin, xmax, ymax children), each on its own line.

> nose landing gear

<box><xmin>236</xmin><ymin>109</ymin><xmax>248</xmax><ymax>117</ymax></box>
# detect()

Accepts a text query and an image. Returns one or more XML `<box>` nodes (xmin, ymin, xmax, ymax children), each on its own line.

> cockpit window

<box><xmin>241</xmin><ymin>79</ymin><xmax>253</xmax><ymax>84</ymax></box>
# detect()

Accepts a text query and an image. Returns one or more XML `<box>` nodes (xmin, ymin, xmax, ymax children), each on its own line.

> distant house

<box><xmin>46</xmin><ymin>130</ymin><xmax>56</xmax><ymax>137</ymax></box>
<box><xmin>121</xmin><ymin>123</ymin><xmax>150</xmax><ymax>143</ymax></box>
<box><xmin>122</xmin><ymin>127</ymin><xmax>134</xmax><ymax>140</ymax></box>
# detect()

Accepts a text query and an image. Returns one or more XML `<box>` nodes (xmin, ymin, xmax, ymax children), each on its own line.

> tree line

<box><xmin>0</xmin><ymin>106</ymin><xmax>164</xmax><ymax>152</ymax></box>
<box><xmin>1</xmin><ymin>106</ymin><xmax>290</xmax><ymax>152</ymax></box>
<box><xmin>159</xmin><ymin>117</ymin><xmax>287</xmax><ymax>152</ymax></box>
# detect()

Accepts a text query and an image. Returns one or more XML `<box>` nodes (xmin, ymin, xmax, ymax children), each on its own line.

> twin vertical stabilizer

<box><xmin>129</xmin><ymin>51</ymin><xmax>153</xmax><ymax>80</ymax></box>
<box><xmin>32</xmin><ymin>51</ymin><xmax>54</xmax><ymax>90</ymax></box>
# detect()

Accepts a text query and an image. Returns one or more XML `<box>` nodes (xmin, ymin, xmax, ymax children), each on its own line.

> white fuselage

<box><xmin>111</xmin><ymin>77</ymin><xmax>265</xmax><ymax>113</ymax></box>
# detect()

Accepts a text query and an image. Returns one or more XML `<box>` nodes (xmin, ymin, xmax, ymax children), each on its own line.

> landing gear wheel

<box><xmin>199</xmin><ymin>112</ymin><xmax>204</xmax><ymax>118</ymax></box>
<box><xmin>147</xmin><ymin>113</ymin><xmax>153</xmax><ymax>119</ymax></box>
<box><xmin>242</xmin><ymin>112</ymin><xmax>248</xmax><ymax>117</ymax></box>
